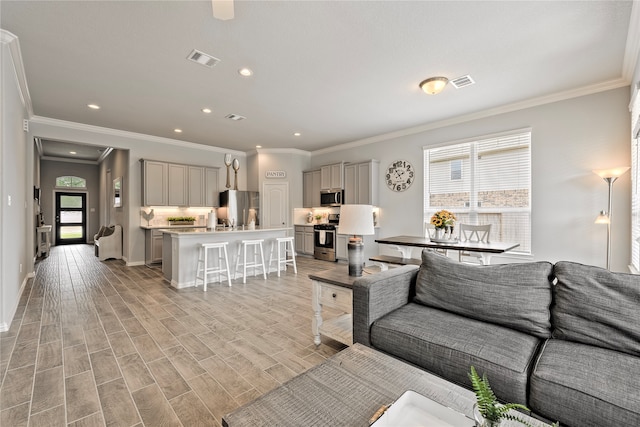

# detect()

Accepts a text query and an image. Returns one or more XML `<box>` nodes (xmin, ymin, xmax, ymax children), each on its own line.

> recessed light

<box><xmin>174</xmin><ymin>128</ymin><xmax>183</xmax><ymax>133</ymax></box>
<box><xmin>202</xmin><ymin>108</ymin><xmax>212</xmax><ymax>114</ymax></box>
<box><xmin>256</xmin><ymin>145</ymin><xmax>262</xmax><ymax>148</ymax></box>
<box><xmin>87</xmin><ymin>104</ymin><xmax>100</xmax><ymax>110</ymax></box>
<box><xmin>293</xmin><ymin>132</ymin><xmax>301</xmax><ymax>137</ymax></box>
<box><xmin>70</xmin><ymin>151</ymin><xmax>77</xmax><ymax>155</ymax></box>
<box><xmin>238</xmin><ymin>68</ymin><xmax>253</xmax><ymax>77</ymax></box>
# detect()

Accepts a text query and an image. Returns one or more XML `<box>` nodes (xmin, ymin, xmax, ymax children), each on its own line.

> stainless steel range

<box><xmin>314</xmin><ymin>214</ymin><xmax>339</xmax><ymax>262</ymax></box>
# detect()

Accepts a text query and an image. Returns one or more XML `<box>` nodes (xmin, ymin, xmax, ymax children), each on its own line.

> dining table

<box><xmin>375</xmin><ymin>235</ymin><xmax>520</xmax><ymax>265</ymax></box>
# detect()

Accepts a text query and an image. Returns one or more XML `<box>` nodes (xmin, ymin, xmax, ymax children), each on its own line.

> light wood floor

<box><xmin>0</xmin><ymin>244</ymin><xmax>346</xmax><ymax>426</ymax></box>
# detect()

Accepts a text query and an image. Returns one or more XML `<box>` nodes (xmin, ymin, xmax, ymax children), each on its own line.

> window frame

<box><xmin>423</xmin><ymin>128</ymin><xmax>532</xmax><ymax>256</ymax></box>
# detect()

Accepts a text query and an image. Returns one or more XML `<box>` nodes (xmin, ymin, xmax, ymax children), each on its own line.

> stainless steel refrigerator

<box><xmin>218</xmin><ymin>190</ymin><xmax>259</xmax><ymax>226</ymax></box>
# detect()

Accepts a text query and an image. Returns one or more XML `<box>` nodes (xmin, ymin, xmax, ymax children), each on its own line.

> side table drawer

<box><xmin>319</xmin><ymin>283</ymin><xmax>352</xmax><ymax>312</ymax></box>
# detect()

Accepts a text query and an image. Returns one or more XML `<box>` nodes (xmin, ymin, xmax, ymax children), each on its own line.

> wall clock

<box><xmin>386</xmin><ymin>160</ymin><xmax>414</xmax><ymax>192</ymax></box>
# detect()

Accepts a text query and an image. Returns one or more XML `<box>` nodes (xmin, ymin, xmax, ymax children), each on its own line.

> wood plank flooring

<box><xmin>0</xmin><ymin>244</ymin><xmax>346</xmax><ymax>426</ymax></box>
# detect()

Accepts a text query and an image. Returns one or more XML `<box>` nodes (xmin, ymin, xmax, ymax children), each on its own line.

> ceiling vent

<box><xmin>225</xmin><ymin>114</ymin><xmax>246</xmax><ymax>121</ymax></box>
<box><xmin>450</xmin><ymin>75</ymin><xmax>475</xmax><ymax>89</ymax></box>
<box><xmin>187</xmin><ymin>49</ymin><xmax>220</xmax><ymax>68</ymax></box>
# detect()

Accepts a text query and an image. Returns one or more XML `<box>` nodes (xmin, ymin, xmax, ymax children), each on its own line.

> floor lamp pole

<box><xmin>604</xmin><ymin>176</ymin><xmax>616</xmax><ymax>270</ymax></box>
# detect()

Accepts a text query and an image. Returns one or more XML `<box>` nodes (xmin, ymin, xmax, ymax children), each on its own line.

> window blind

<box><xmin>423</xmin><ymin>130</ymin><xmax>532</xmax><ymax>254</ymax></box>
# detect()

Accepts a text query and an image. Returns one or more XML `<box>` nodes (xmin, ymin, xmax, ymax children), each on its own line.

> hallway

<box><xmin>0</xmin><ymin>244</ymin><xmax>344</xmax><ymax>426</ymax></box>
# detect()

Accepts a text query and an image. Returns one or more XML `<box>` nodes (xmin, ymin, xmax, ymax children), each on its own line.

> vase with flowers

<box><xmin>430</xmin><ymin>209</ymin><xmax>457</xmax><ymax>241</ymax></box>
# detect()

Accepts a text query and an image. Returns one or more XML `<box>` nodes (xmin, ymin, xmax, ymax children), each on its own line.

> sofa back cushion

<box><xmin>414</xmin><ymin>250</ymin><xmax>553</xmax><ymax>338</ymax></box>
<box><xmin>552</xmin><ymin>261</ymin><xmax>640</xmax><ymax>357</ymax></box>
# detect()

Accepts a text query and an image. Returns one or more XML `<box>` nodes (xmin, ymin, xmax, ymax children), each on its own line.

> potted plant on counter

<box><xmin>167</xmin><ymin>216</ymin><xmax>196</xmax><ymax>226</ymax></box>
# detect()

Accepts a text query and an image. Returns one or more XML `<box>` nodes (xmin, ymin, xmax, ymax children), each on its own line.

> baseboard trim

<box><xmin>0</xmin><ymin>274</ymin><xmax>30</xmax><ymax>331</ymax></box>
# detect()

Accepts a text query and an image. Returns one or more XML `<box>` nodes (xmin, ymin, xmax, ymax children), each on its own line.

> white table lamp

<box><xmin>338</xmin><ymin>204</ymin><xmax>375</xmax><ymax>276</ymax></box>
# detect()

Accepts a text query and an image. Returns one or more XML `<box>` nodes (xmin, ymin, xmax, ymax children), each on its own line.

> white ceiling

<box><xmin>1</xmin><ymin>1</ymin><xmax>637</xmax><ymax>155</ymax></box>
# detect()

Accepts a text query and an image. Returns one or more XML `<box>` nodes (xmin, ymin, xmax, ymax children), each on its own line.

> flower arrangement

<box><xmin>430</xmin><ymin>210</ymin><xmax>456</xmax><ymax>229</ymax></box>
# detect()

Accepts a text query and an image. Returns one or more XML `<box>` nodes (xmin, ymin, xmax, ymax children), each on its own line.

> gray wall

<box><xmin>40</xmin><ymin>159</ymin><xmax>100</xmax><ymax>244</ymax></box>
<box><xmin>311</xmin><ymin>87</ymin><xmax>632</xmax><ymax>272</ymax></box>
<box><xmin>1</xmin><ymin>36</ymin><xmax>31</xmax><ymax>330</ymax></box>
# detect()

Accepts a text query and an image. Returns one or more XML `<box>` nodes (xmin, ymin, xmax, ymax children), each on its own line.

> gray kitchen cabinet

<box><xmin>320</xmin><ymin>162</ymin><xmax>343</xmax><ymax>190</ymax></box>
<box><xmin>168</xmin><ymin>163</ymin><xmax>188</xmax><ymax>206</ymax></box>
<box><xmin>188</xmin><ymin>166</ymin><xmax>205</xmax><ymax>207</ymax></box>
<box><xmin>295</xmin><ymin>225</ymin><xmax>315</xmax><ymax>255</ymax></box>
<box><xmin>344</xmin><ymin>160</ymin><xmax>379</xmax><ymax>205</ymax></box>
<box><xmin>141</xmin><ymin>160</ymin><xmax>168</xmax><ymax>206</ymax></box>
<box><xmin>145</xmin><ymin>229</ymin><xmax>164</xmax><ymax>264</ymax></box>
<box><xmin>303</xmin><ymin>169</ymin><xmax>321</xmax><ymax>208</ymax></box>
<box><xmin>205</xmin><ymin>167</ymin><xmax>220</xmax><ymax>207</ymax></box>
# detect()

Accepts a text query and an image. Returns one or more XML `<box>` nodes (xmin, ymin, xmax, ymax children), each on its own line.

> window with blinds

<box><xmin>423</xmin><ymin>130</ymin><xmax>532</xmax><ymax>254</ymax></box>
<box><xmin>631</xmin><ymin>88</ymin><xmax>640</xmax><ymax>273</ymax></box>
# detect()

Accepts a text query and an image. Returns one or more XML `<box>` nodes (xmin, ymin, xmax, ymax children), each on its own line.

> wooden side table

<box><xmin>309</xmin><ymin>265</ymin><xmax>379</xmax><ymax>346</ymax></box>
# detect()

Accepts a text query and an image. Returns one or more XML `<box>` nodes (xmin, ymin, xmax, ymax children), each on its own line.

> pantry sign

<box><xmin>265</xmin><ymin>170</ymin><xmax>286</xmax><ymax>178</ymax></box>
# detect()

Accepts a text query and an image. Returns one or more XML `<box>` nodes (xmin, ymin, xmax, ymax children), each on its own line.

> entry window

<box><xmin>56</xmin><ymin>192</ymin><xmax>86</xmax><ymax>244</ymax></box>
<box><xmin>56</xmin><ymin>176</ymin><xmax>86</xmax><ymax>188</ymax></box>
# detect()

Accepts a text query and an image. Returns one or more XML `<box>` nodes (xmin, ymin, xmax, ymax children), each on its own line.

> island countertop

<box><xmin>159</xmin><ymin>226</ymin><xmax>291</xmax><ymax>235</ymax></box>
<box><xmin>161</xmin><ymin>226</ymin><xmax>292</xmax><ymax>288</ymax></box>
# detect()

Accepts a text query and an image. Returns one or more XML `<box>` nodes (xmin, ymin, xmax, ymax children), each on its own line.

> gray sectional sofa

<box><xmin>352</xmin><ymin>250</ymin><xmax>640</xmax><ymax>427</ymax></box>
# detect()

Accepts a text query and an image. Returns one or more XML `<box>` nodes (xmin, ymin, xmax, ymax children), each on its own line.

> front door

<box><xmin>55</xmin><ymin>192</ymin><xmax>86</xmax><ymax>245</ymax></box>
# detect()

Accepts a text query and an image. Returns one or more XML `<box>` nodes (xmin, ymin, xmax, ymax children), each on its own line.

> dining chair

<box><xmin>458</xmin><ymin>223</ymin><xmax>491</xmax><ymax>264</ymax></box>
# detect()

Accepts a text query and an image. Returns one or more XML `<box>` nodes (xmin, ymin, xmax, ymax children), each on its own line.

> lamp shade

<box><xmin>338</xmin><ymin>205</ymin><xmax>375</xmax><ymax>236</ymax></box>
<box><xmin>593</xmin><ymin>167</ymin><xmax>630</xmax><ymax>179</ymax></box>
<box><xmin>594</xmin><ymin>210</ymin><xmax>610</xmax><ymax>224</ymax></box>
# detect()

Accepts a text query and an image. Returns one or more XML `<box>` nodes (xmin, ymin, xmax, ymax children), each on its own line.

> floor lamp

<box><xmin>593</xmin><ymin>167</ymin><xmax>630</xmax><ymax>270</ymax></box>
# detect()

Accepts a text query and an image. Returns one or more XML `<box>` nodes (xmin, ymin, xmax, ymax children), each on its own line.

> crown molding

<box><xmin>29</xmin><ymin>116</ymin><xmax>246</xmax><ymax>157</ymax></box>
<box><xmin>1</xmin><ymin>30</ymin><xmax>34</xmax><ymax>117</ymax></box>
<box><xmin>623</xmin><ymin>0</ymin><xmax>640</xmax><ymax>82</ymax></box>
<box><xmin>255</xmin><ymin>148</ymin><xmax>311</xmax><ymax>156</ymax></box>
<box><xmin>312</xmin><ymin>78</ymin><xmax>630</xmax><ymax>156</ymax></box>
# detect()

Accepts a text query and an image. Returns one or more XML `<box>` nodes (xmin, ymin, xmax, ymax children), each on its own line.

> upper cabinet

<box><xmin>141</xmin><ymin>159</ymin><xmax>219</xmax><ymax>207</ymax></box>
<box><xmin>303</xmin><ymin>169</ymin><xmax>321</xmax><ymax>208</ymax></box>
<box><xmin>168</xmin><ymin>163</ymin><xmax>187</xmax><ymax>206</ymax></box>
<box><xmin>344</xmin><ymin>160</ymin><xmax>379</xmax><ymax>206</ymax></box>
<box><xmin>142</xmin><ymin>160</ymin><xmax>168</xmax><ymax>206</ymax></box>
<box><xmin>320</xmin><ymin>162</ymin><xmax>343</xmax><ymax>191</ymax></box>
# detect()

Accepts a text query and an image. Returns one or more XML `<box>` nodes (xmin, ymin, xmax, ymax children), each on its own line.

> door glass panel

<box><xmin>59</xmin><ymin>226</ymin><xmax>83</xmax><ymax>240</ymax></box>
<box><xmin>60</xmin><ymin>211</ymin><xmax>83</xmax><ymax>223</ymax></box>
<box><xmin>60</xmin><ymin>195</ymin><xmax>83</xmax><ymax>208</ymax></box>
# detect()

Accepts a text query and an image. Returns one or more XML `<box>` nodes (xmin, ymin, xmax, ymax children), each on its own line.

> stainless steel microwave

<box><xmin>320</xmin><ymin>190</ymin><xmax>343</xmax><ymax>207</ymax></box>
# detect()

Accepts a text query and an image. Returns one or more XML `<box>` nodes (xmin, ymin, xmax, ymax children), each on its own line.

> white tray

<box><xmin>371</xmin><ymin>390</ymin><xmax>475</xmax><ymax>427</ymax></box>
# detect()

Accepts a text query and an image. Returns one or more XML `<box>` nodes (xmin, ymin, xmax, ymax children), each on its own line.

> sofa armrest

<box><xmin>353</xmin><ymin>265</ymin><xmax>419</xmax><ymax>347</ymax></box>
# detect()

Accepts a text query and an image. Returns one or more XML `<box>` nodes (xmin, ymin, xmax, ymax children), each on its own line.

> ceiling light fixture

<box><xmin>87</xmin><ymin>104</ymin><xmax>100</xmax><ymax>109</ymax></box>
<box><xmin>293</xmin><ymin>132</ymin><xmax>301</xmax><ymax>137</ymax></box>
<box><xmin>239</xmin><ymin>68</ymin><xmax>253</xmax><ymax>77</ymax></box>
<box><xmin>256</xmin><ymin>145</ymin><xmax>262</xmax><ymax>148</ymax></box>
<box><xmin>202</xmin><ymin>108</ymin><xmax>212</xmax><ymax>114</ymax></box>
<box><xmin>419</xmin><ymin>77</ymin><xmax>449</xmax><ymax>95</ymax></box>
<box><xmin>70</xmin><ymin>151</ymin><xmax>77</xmax><ymax>155</ymax></box>
<box><xmin>174</xmin><ymin>129</ymin><xmax>183</xmax><ymax>133</ymax></box>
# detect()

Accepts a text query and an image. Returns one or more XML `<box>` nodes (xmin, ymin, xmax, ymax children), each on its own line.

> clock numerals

<box><xmin>386</xmin><ymin>160</ymin><xmax>414</xmax><ymax>192</ymax></box>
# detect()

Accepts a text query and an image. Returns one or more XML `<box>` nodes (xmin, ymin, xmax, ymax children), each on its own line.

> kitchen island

<box><xmin>161</xmin><ymin>227</ymin><xmax>292</xmax><ymax>288</ymax></box>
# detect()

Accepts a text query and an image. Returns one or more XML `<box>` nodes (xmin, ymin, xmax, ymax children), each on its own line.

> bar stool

<box><xmin>195</xmin><ymin>242</ymin><xmax>232</xmax><ymax>290</ymax></box>
<box><xmin>234</xmin><ymin>239</ymin><xmax>267</xmax><ymax>284</ymax></box>
<box><xmin>267</xmin><ymin>237</ymin><xmax>297</xmax><ymax>277</ymax></box>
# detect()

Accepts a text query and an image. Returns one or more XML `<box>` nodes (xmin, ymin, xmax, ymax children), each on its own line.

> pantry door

<box><xmin>262</xmin><ymin>183</ymin><xmax>289</xmax><ymax>229</ymax></box>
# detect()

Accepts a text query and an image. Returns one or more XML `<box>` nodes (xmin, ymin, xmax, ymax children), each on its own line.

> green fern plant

<box><xmin>468</xmin><ymin>366</ymin><xmax>533</xmax><ymax>427</ymax></box>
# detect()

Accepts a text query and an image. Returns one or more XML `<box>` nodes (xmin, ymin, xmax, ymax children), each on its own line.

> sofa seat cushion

<box><xmin>552</xmin><ymin>261</ymin><xmax>640</xmax><ymax>357</ymax></box>
<box><xmin>530</xmin><ymin>339</ymin><xmax>640</xmax><ymax>427</ymax></box>
<box><xmin>414</xmin><ymin>250</ymin><xmax>553</xmax><ymax>339</ymax></box>
<box><xmin>371</xmin><ymin>303</ymin><xmax>541</xmax><ymax>404</ymax></box>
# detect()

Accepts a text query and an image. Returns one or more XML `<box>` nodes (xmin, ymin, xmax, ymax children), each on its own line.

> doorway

<box><xmin>55</xmin><ymin>192</ymin><xmax>87</xmax><ymax>245</ymax></box>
